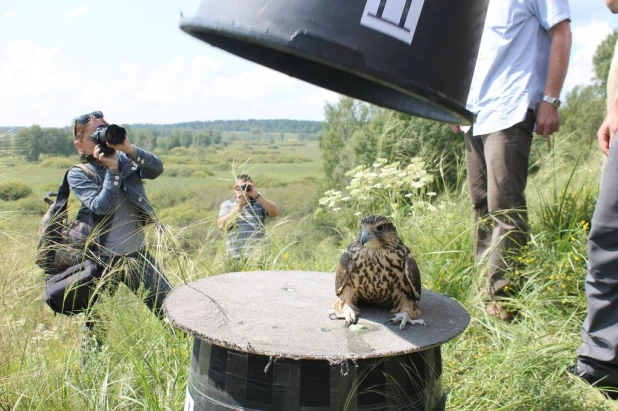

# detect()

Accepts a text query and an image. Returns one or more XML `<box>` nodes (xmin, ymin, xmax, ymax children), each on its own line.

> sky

<box><xmin>0</xmin><ymin>0</ymin><xmax>616</xmax><ymax>127</ymax></box>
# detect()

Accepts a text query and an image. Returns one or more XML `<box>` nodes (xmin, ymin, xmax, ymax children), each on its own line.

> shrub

<box><xmin>0</xmin><ymin>182</ymin><xmax>33</xmax><ymax>201</ymax></box>
<box><xmin>164</xmin><ymin>165</ymin><xmax>214</xmax><ymax>178</ymax></box>
<box><xmin>38</xmin><ymin>157</ymin><xmax>75</xmax><ymax>168</ymax></box>
<box><xmin>315</xmin><ymin>157</ymin><xmax>435</xmax><ymax>227</ymax></box>
<box><xmin>15</xmin><ymin>195</ymin><xmax>48</xmax><ymax>215</ymax></box>
<box><xmin>190</xmin><ymin>171</ymin><xmax>208</xmax><ymax>178</ymax></box>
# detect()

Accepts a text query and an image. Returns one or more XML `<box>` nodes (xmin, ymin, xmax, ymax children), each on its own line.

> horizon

<box><xmin>0</xmin><ymin>117</ymin><xmax>323</xmax><ymax>130</ymax></box>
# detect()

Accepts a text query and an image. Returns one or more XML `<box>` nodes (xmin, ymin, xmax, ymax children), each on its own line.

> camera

<box><xmin>240</xmin><ymin>183</ymin><xmax>251</xmax><ymax>192</ymax></box>
<box><xmin>89</xmin><ymin>124</ymin><xmax>126</xmax><ymax>155</ymax></box>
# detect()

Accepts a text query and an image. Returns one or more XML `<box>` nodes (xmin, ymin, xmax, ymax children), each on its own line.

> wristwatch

<box><xmin>254</xmin><ymin>192</ymin><xmax>262</xmax><ymax>200</ymax></box>
<box><xmin>542</xmin><ymin>95</ymin><xmax>561</xmax><ymax>109</ymax></box>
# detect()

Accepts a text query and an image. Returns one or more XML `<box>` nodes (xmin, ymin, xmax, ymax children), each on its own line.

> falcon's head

<box><xmin>357</xmin><ymin>215</ymin><xmax>401</xmax><ymax>249</ymax></box>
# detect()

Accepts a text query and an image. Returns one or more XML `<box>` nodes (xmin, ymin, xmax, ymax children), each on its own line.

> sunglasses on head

<box><xmin>73</xmin><ymin>111</ymin><xmax>104</xmax><ymax>136</ymax></box>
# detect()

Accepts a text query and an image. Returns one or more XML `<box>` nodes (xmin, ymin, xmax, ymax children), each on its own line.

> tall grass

<box><xmin>0</xmin><ymin>137</ymin><xmax>615</xmax><ymax>410</ymax></box>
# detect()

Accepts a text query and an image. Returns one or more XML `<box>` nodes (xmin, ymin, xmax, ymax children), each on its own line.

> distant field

<box><xmin>0</xmin><ymin>140</ymin><xmax>324</xmax><ymax>233</ymax></box>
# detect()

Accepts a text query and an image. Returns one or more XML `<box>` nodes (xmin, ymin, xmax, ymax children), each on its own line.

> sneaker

<box><xmin>567</xmin><ymin>364</ymin><xmax>618</xmax><ymax>400</ymax></box>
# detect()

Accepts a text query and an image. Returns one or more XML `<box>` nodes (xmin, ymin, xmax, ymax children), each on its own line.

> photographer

<box><xmin>217</xmin><ymin>174</ymin><xmax>280</xmax><ymax>259</ymax></box>
<box><xmin>69</xmin><ymin>111</ymin><xmax>171</xmax><ymax>336</ymax></box>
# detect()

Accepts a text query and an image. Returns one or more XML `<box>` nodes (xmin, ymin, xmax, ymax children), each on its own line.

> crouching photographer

<box><xmin>69</xmin><ymin>111</ymin><xmax>171</xmax><ymax>347</ymax></box>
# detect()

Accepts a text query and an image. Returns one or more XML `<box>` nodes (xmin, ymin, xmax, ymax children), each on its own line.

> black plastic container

<box><xmin>180</xmin><ymin>0</ymin><xmax>488</xmax><ymax>125</ymax></box>
<box><xmin>185</xmin><ymin>339</ymin><xmax>445</xmax><ymax>410</ymax></box>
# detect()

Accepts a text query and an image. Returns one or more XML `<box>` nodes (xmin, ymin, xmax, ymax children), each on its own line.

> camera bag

<box><xmin>35</xmin><ymin>164</ymin><xmax>109</xmax><ymax>315</ymax></box>
<box><xmin>35</xmin><ymin>164</ymin><xmax>100</xmax><ymax>274</ymax></box>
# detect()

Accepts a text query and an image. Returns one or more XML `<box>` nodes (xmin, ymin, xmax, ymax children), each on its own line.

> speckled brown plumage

<box><xmin>330</xmin><ymin>215</ymin><xmax>425</xmax><ymax>330</ymax></box>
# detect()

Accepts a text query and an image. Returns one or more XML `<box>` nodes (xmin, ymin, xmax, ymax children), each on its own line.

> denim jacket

<box><xmin>67</xmin><ymin>145</ymin><xmax>163</xmax><ymax>224</ymax></box>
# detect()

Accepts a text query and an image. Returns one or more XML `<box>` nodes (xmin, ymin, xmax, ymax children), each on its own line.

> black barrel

<box><xmin>184</xmin><ymin>338</ymin><xmax>445</xmax><ymax>411</ymax></box>
<box><xmin>180</xmin><ymin>0</ymin><xmax>488</xmax><ymax>125</ymax></box>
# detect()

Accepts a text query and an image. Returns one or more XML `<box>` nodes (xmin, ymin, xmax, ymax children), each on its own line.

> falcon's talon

<box><xmin>343</xmin><ymin>305</ymin><xmax>357</xmax><ymax>327</ymax></box>
<box><xmin>328</xmin><ymin>310</ymin><xmax>338</xmax><ymax>321</ymax></box>
<box><xmin>390</xmin><ymin>312</ymin><xmax>426</xmax><ymax>331</ymax></box>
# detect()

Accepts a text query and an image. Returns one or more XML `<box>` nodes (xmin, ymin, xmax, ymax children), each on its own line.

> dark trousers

<box><xmin>577</xmin><ymin>137</ymin><xmax>618</xmax><ymax>385</ymax></box>
<box><xmin>465</xmin><ymin>110</ymin><xmax>534</xmax><ymax>297</ymax></box>
<box><xmin>87</xmin><ymin>249</ymin><xmax>171</xmax><ymax>327</ymax></box>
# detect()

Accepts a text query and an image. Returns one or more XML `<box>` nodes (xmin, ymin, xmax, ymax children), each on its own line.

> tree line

<box><xmin>318</xmin><ymin>30</ymin><xmax>618</xmax><ymax>191</ymax></box>
<box><xmin>2</xmin><ymin>119</ymin><xmax>320</xmax><ymax>161</ymax></box>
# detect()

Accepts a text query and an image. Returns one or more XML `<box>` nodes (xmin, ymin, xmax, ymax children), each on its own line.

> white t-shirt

<box><xmin>466</xmin><ymin>0</ymin><xmax>571</xmax><ymax>136</ymax></box>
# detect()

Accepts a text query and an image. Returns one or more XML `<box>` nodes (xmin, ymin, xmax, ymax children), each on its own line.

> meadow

<box><xmin>0</xmin><ymin>135</ymin><xmax>616</xmax><ymax>410</ymax></box>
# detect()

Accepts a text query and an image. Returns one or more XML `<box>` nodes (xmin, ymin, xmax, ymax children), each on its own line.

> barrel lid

<box><xmin>164</xmin><ymin>271</ymin><xmax>470</xmax><ymax>361</ymax></box>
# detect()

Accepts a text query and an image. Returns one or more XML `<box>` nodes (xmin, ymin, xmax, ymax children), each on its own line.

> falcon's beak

<box><xmin>361</xmin><ymin>231</ymin><xmax>375</xmax><ymax>246</ymax></box>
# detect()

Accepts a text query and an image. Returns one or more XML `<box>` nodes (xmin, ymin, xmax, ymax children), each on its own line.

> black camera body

<box><xmin>89</xmin><ymin>124</ymin><xmax>126</xmax><ymax>155</ymax></box>
<box><xmin>240</xmin><ymin>183</ymin><xmax>251</xmax><ymax>192</ymax></box>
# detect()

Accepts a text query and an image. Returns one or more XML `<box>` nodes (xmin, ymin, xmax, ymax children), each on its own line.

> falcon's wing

<box><xmin>335</xmin><ymin>247</ymin><xmax>356</xmax><ymax>296</ymax></box>
<box><xmin>403</xmin><ymin>246</ymin><xmax>422</xmax><ymax>300</ymax></box>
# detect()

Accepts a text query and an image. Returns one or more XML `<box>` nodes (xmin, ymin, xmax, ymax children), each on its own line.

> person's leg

<box><xmin>576</xmin><ymin>136</ymin><xmax>618</xmax><ymax>388</ymax></box>
<box><xmin>123</xmin><ymin>249</ymin><xmax>172</xmax><ymax>319</ymax></box>
<box><xmin>465</xmin><ymin>130</ymin><xmax>491</xmax><ymax>264</ymax></box>
<box><xmin>483</xmin><ymin>111</ymin><xmax>534</xmax><ymax>297</ymax></box>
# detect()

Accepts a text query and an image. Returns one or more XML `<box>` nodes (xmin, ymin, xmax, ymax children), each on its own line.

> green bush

<box><xmin>164</xmin><ymin>165</ymin><xmax>214</xmax><ymax>178</ymax></box>
<box><xmin>38</xmin><ymin>157</ymin><xmax>75</xmax><ymax>168</ymax></box>
<box><xmin>0</xmin><ymin>182</ymin><xmax>33</xmax><ymax>201</ymax></box>
<box><xmin>15</xmin><ymin>195</ymin><xmax>48</xmax><ymax>215</ymax></box>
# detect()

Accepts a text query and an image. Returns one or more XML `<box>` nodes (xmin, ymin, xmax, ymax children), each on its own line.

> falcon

<box><xmin>329</xmin><ymin>215</ymin><xmax>425</xmax><ymax>330</ymax></box>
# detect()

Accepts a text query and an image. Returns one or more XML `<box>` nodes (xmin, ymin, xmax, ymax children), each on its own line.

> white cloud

<box><xmin>66</xmin><ymin>5</ymin><xmax>92</xmax><ymax>18</ymax></box>
<box><xmin>3</xmin><ymin>10</ymin><xmax>15</xmax><ymax>19</ymax></box>
<box><xmin>0</xmin><ymin>41</ymin><xmax>63</xmax><ymax>97</ymax></box>
<box><xmin>183</xmin><ymin>56</ymin><xmax>225</xmax><ymax>94</ymax></box>
<box><xmin>136</xmin><ymin>57</ymin><xmax>188</xmax><ymax>103</ymax></box>
<box><xmin>563</xmin><ymin>19</ymin><xmax>613</xmax><ymax>93</ymax></box>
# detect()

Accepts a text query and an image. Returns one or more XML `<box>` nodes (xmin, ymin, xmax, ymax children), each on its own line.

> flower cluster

<box><xmin>316</xmin><ymin>158</ymin><xmax>435</xmax><ymax>220</ymax></box>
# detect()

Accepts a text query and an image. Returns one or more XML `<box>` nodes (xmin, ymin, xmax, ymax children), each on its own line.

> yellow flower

<box><xmin>546</xmin><ymin>286</ymin><xmax>552</xmax><ymax>291</ymax></box>
<box><xmin>284</xmin><ymin>252</ymin><xmax>289</xmax><ymax>259</ymax></box>
<box><xmin>550</xmin><ymin>275</ymin><xmax>555</xmax><ymax>280</ymax></box>
<box><xmin>574</xmin><ymin>256</ymin><xmax>580</xmax><ymax>262</ymax></box>
<box><xmin>504</xmin><ymin>286</ymin><xmax>510</xmax><ymax>291</ymax></box>
<box><xmin>562</xmin><ymin>284</ymin><xmax>566</xmax><ymax>289</ymax></box>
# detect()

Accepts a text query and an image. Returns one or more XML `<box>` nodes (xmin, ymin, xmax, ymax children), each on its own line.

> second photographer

<box><xmin>217</xmin><ymin>174</ymin><xmax>280</xmax><ymax>260</ymax></box>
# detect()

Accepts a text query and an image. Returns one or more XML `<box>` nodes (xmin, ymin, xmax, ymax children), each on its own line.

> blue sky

<box><xmin>0</xmin><ymin>0</ymin><xmax>616</xmax><ymax>127</ymax></box>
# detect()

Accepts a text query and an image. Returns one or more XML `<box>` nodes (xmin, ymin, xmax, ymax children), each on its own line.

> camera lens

<box><xmin>105</xmin><ymin>124</ymin><xmax>127</xmax><ymax>145</ymax></box>
<box><xmin>241</xmin><ymin>184</ymin><xmax>250</xmax><ymax>192</ymax></box>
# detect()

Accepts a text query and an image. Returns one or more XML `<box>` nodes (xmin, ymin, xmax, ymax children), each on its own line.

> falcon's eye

<box><xmin>375</xmin><ymin>224</ymin><xmax>384</xmax><ymax>233</ymax></box>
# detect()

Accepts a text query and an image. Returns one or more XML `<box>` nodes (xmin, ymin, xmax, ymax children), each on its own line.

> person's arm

<box><xmin>607</xmin><ymin>0</ymin><xmax>618</xmax><ymax>13</ymax></box>
<box><xmin>108</xmin><ymin>136</ymin><xmax>163</xmax><ymax>179</ymax></box>
<box><xmin>535</xmin><ymin>19</ymin><xmax>572</xmax><ymax>139</ymax></box>
<box><xmin>68</xmin><ymin>167</ymin><xmax>120</xmax><ymax>216</ymax></box>
<box><xmin>217</xmin><ymin>201</ymin><xmax>242</xmax><ymax>230</ymax></box>
<box><xmin>254</xmin><ymin>194</ymin><xmax>280</xmax><ymax>218</ymax></box>
<box><xmin>598</xmin><ymin>43</ymin><xmax>618</xmax><ymax>155</ymax></box>
<box><xmin>243</xmin><ymin>183</ymin><xmax>279</xmax><ymax>217</ymax></box>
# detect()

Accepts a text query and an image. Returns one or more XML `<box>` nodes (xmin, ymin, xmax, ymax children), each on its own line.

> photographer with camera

<box><xmin>217</xmin><ymin>174</ymin><xmax>280</xmax><ymax>259</ymax></box>
<box><xmin>69</xmin><ymin>111</ymin><xmax>171</xmax><ymax>344</ymax></box>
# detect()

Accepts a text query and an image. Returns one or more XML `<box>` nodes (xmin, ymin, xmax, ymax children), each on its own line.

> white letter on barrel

<box><xmin>361</xmin><ymin>0</ymin><xmax>426</xmax><ymax>44</ymax></box>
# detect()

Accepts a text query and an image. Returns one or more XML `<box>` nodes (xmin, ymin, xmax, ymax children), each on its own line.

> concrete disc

<box><xmin>164</xmin><ymin>271</ymin><xmax>470</xmax><ymax>361</ymax></box>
